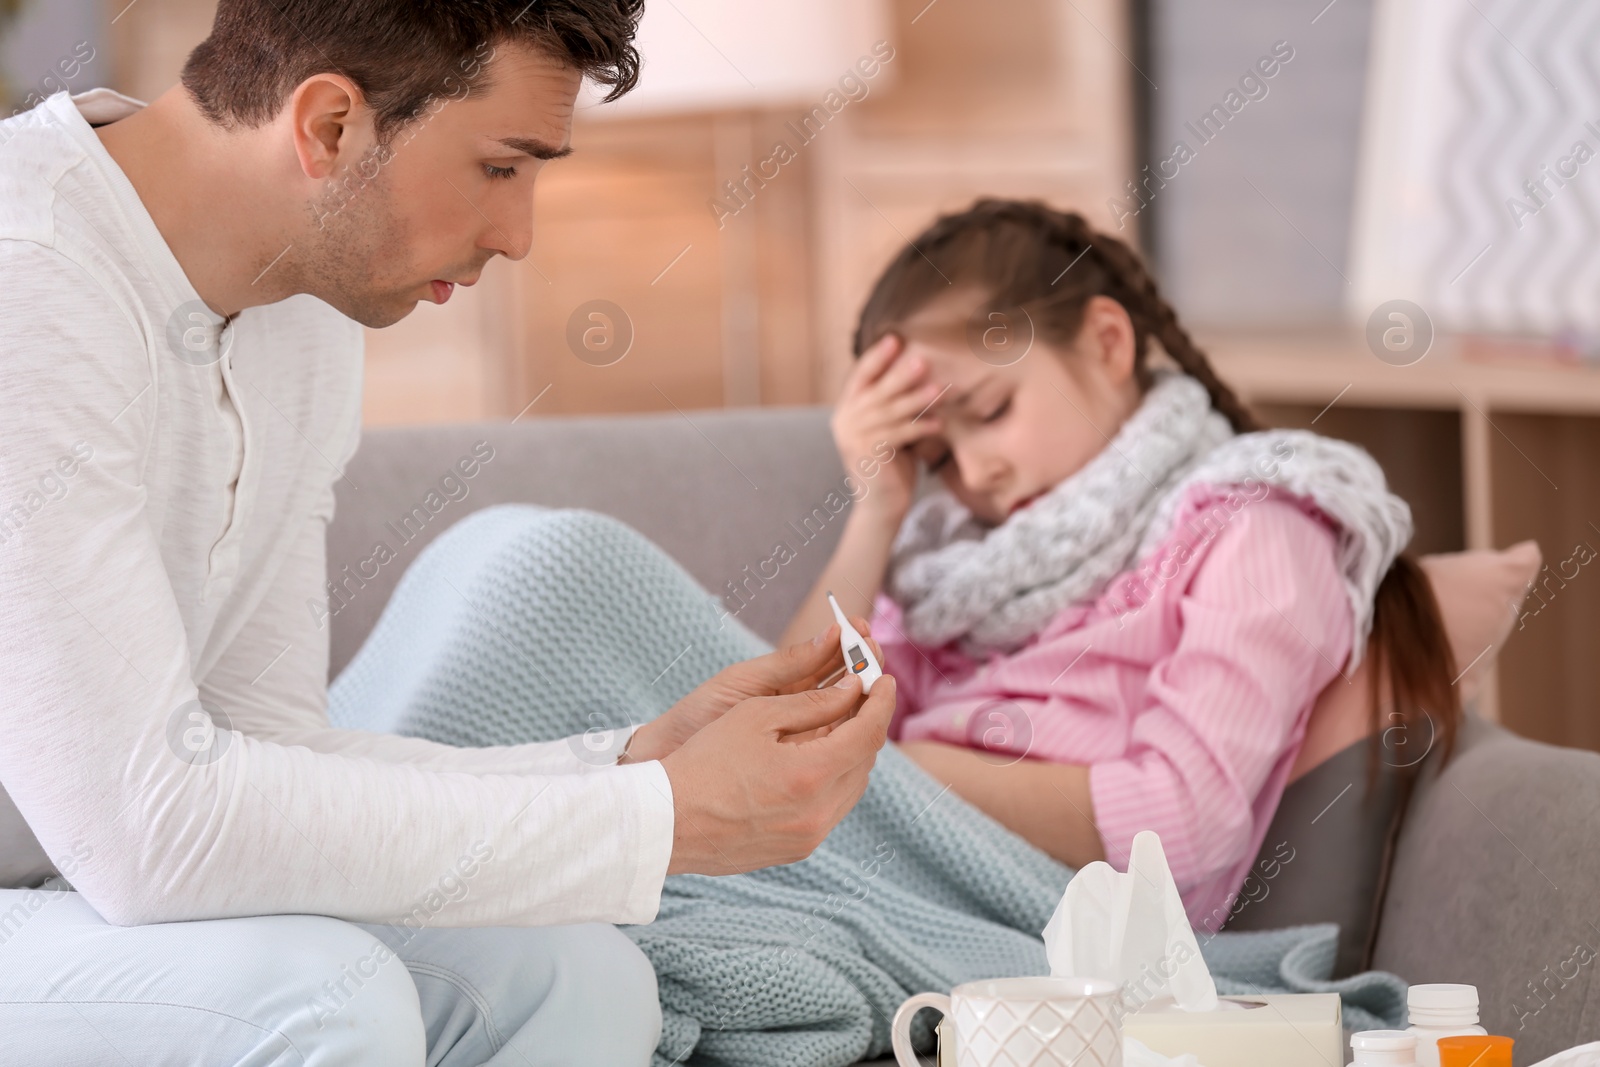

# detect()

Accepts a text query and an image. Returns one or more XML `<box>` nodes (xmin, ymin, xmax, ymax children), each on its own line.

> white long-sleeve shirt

<box><xmin>0</xmin><ymin>89</ymin><xmax>675</xmax><ymax>927</ymax></box>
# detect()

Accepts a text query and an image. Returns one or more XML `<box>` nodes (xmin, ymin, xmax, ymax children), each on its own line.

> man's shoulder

<box><xmin>0</xmin><ymin>114</ymin><xmax>81</xmax><ymax>250</ymax></box>
<box><xmin>0</xmin><ymin>98</ymin><xmax>141</xmax><ymax>323</ymax></box>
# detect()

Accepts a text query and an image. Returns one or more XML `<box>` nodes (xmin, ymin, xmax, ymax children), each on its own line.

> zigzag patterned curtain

<box><xmin>1351</xmin><ymin>0</ymin><xmax>1600</xmax><ymax>340</ymax></box>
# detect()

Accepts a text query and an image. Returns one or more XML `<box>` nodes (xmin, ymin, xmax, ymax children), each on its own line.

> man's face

<box><xmin>298</xmin><ymin>42</ymin><xmax>580</xmax><ymax>328</ymax></box>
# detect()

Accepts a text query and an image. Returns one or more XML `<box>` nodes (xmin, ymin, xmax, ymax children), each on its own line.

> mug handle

<box><xmin>892</xmin><ymin>992</ymin><xmax>952</xmax><ymax>1066</ymax></box>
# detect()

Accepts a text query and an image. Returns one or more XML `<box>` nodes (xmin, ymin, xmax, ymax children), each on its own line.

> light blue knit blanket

<box><xmin>329</xmin><ymin>505</ymin><xmax>1408</xmax><ymax>1067</ymax></box>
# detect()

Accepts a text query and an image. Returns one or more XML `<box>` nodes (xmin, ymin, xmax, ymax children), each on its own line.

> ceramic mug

<box><xmin>891</xmin><ymin>976</ymin><xmax>1124</xmax><ymax>1067</ymax></box>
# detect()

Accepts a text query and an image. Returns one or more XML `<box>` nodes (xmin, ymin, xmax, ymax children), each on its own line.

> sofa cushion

<box><xmin>1373</xmin><ymin>719</ymin><xmax>1600</xmax><ymax>1063</ymax></box>
<box><xmin>1420</xmin><ymin>540</ymin><xmax>1541</xmax><ymax>703</ymax></box>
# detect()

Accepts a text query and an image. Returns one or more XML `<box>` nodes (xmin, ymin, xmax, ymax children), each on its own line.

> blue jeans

<box><xmin>0</xmin><ymin>883</ymin><xmax>660</xmax><ymax>1065</ymax></box>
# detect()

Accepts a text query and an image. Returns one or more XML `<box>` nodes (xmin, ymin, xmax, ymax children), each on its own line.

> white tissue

<box><xmin>1042</xmin><ymin>830</ymin><xmax>1219</xmax><ymax>1013</ymax></box>
<box><xmin>1125</xmin><ymin>1036</ymin><xmax>1203</xmax><ymax>1067</ymax></box>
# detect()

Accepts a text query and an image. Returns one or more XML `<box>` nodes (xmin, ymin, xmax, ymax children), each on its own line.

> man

<box><xmin>0</xmin><ymin>2</ymin><xmax>895</xmax><ymax>1063</ymax></box>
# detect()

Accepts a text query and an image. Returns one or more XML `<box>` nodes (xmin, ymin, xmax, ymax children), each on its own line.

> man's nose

<box><xmin>480</xmin><ymin>193</ymin><xmax>533</xmax><ymax>262</ymax></box>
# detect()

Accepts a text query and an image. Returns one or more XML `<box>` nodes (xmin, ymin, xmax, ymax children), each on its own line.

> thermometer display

<box><xmin>827</xmin><ymin>592</ymin><xmax>883</xmax><ymax>693</ymax></box>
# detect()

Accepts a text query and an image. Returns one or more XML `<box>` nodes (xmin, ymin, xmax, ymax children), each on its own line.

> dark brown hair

<box><xmin>855</xmin><ymin>197</ymin><xmax>1460</xmax><ymax>785</ymax></box>
<box><xmin>180</xmin><ymin>0</ymin><xmax>643</xmax><ymax>144</ymax></box>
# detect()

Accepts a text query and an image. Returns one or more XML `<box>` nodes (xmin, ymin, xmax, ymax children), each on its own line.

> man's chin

<box><xmin>329</xmin><ymin>292</ymin><xmax>420</xmax><ymax>330</ymax></box>
<box><xmin>362</xmin><ymin>302</ymin><xmax>420</xmax><ymax>329</ymax></box>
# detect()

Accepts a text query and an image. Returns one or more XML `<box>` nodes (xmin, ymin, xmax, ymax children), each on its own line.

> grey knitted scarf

<box><xmin>885</xmin><ymin>370</ymin><xmax>1414</xmax><ymax>664</ymax></box>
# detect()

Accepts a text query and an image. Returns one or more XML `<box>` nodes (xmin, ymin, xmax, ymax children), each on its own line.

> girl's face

<box><xmin>901</xmin><ymin>294</ymin><xmax>1145</xmax><ymax>527</ymax></box>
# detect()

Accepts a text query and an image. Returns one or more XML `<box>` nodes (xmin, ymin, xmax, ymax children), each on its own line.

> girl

<box><xmin>782</xmin><ymin>198</ymin><xmax>1459</xmax><ymax>929</ymax></box>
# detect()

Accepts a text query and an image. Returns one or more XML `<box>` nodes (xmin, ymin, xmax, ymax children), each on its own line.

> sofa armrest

<box><xmin>1373</xmin><ymin>715</ymin><xmax>1600</xmax><ymax>1061</ymax></box>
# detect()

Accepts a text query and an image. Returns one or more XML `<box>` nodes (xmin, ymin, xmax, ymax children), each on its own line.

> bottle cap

<box><xmin>1408</xmin><ymin>984</ymin><xmax>1480</xmax><ymax>1010</ymax></box>
<box><xmin>1351</xmin><ymin>1030</ymin><xmax>1418</xmax><ymax>1066</ymax></box>
<box><xmin>1438</xmin><ymin>1035</ymin><xmax>1512</xmax><ymax>1067</ymax></box>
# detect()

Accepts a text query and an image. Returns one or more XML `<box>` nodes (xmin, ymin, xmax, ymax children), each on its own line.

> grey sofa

<box><xmin>329</xmin><ymin>407</ymin><xmax>1600</xmax><ymax>1066</ymax></box>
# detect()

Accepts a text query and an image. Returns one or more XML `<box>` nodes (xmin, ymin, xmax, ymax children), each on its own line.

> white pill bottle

<box><xmin>1351</xmin><ymin>1029</ymin><xmax>1417</xmax><ymax>1065</ymax></box>
<box><xmin>1407</xmin><ymin>984</ymin><xmax>1487</xmax><ymax>1067</ymax></box>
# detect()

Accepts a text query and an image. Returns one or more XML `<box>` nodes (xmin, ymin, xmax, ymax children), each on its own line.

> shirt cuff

<box><xmin>606</xmin><ymin>758</ymin><xmax>675</xmax><ymax>924</ymax></box>
<box><xmin>549</xmin><ymin>724</ymin><xmax>642</xmax><ymax>774</ymax></box>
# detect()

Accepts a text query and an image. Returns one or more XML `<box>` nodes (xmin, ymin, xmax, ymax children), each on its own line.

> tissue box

<box><xmin>1124</xmin><ymin>993</ymin><xmax>1343</xmax><ymax>1066</ymax></box>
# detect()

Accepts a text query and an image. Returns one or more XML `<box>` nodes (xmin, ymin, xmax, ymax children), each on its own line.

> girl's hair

<box><xmin>853</xmin><ymin>197</ymin><xmax>1460</xmax><ymax>785</ymax></box>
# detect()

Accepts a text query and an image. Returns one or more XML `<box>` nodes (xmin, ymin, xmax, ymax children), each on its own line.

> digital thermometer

<box><xmin>827</xmin><ymin>591</ymin><xmax>883</xmax><ymax>693</ymax></box>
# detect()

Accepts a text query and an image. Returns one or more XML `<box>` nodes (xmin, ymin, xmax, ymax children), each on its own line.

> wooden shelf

<box><xmin>1206</xmin><ymin>330</ymin><xmax>1600</xmax><ymax>416</ymax></box>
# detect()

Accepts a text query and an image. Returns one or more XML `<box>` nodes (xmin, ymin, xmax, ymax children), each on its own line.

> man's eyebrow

<box><xmin>495</xmin><ymin>136</ymin><xmax>573</xmax><ymax>160</ymax></box>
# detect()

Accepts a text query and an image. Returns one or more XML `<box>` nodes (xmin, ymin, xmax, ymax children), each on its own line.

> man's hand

<box><xmin>621</xmin><ymin>620</ymin><xmax>883</xmax><ymax>764</ymax></box>
<box><xmin>661</xmin><ymin>672</ymin><xmax>897</xmax><ymax>875</ymax></box>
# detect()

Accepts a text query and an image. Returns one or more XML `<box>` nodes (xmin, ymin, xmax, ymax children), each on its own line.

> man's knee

<box><xmin>239</xmin><ymin>915</ymin><xmax>427</xmax><ymax>1065</ymax></box>
<box><xmin>555</xmin><ymin>925</ymin><xmax>661</xmax><ymax>1061</ymax></box>
<box><xmin>374</xmin><ymin>921</ymin><xmax>661</xmax><ymax>1066</ymax></box>
<box><xmin>450</xmin><ymin>504</ymin><xmax>650</xmax><ymax>574</ymax></box>
<box><xmin>526</xmin><ymin>507</ymin><xmax>646</xmax><ymax>560</ymax></box>
<box><xmin>0</xmin><ymin>901</ymin><xmax>427</xmax><ymax>1067</ymax></box>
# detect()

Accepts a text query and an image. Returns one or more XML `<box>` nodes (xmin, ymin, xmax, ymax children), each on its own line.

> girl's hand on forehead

<box><xmin>831</xmin><ymin>333</ymin><xmax>946</xmax><ymax>525</ymax></box>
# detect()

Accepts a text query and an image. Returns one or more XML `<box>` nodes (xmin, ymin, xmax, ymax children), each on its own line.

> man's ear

<box><xmin>1079</xmin><ymin>294</ymin><xmax>1138</xmax><ymax>387</ymax></box>
<box><xmin>287</xmin><ymin>74</ymin><xmax>371</xmax><ymax>180</ymax></box>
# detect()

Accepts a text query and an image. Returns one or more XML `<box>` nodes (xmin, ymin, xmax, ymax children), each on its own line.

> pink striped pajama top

<box><xmin>875</xmin><ymin>483</ymin><xmax>1354</xmax><ymax>931</ymax></box>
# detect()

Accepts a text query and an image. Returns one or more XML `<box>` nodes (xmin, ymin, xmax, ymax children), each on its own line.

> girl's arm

<box><xmin>780</xmin><ymin>333</ymin><xmax>944</xmax><ymax>646</ymax></box>
<box><xmin>781</xmin><ymin>506</ymin><xmax>901</xmax><ymax>646</ymax></box>
<box><xmin>900</xmin><ymin>741</ymin><xmax>1106</xmax><ymax>869</ymax></box>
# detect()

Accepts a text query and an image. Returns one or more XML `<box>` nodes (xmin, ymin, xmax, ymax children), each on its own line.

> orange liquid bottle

<box><xmin>1436</xmin><ymin>1035</ymin><xmax>1512</xmax><ymax>1067</ymax></box>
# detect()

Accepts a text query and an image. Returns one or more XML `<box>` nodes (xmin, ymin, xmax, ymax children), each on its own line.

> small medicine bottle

<box><xmin>1351</xmin><ymin>1029</ymin><xmax>1417</xmax><ymax>1066</ymax></box>
<box><xmin>1407</xmin><ymin>984</ymin><xmax>1487</xmax><ymax>1067</ymax></box>
<box><xmin>1437</xmin><ymin>1034</ymin><xmax>1512</xmax><ymax>1067</ymax></box>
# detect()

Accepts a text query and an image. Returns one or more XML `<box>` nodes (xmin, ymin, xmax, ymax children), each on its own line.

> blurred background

<box><xmin>4</xmin><ymin>0</ymin><xmax>1599</xmax><ymax>750</ymax></box>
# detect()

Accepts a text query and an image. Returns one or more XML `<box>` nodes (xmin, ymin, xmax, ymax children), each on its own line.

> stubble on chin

<box><xmin>297</xmin><ymin>174</ymin><xmax>417</xmax><ymax>328</ymax></box>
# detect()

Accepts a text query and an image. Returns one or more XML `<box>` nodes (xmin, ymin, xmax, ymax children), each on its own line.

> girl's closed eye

<box><xmin>981</xmin><ymin>396</ymin><xmax>1012</xmax><ymax>424</ymax></box>
<box><xmin>483</xmin><ymin>163</ymin><xmax>518</xmax><ymax>180</ymax></box>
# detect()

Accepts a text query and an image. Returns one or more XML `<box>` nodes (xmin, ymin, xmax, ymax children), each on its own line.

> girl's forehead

<box><xmin>903</xmin><ymin>335</ymin><xmax>1033</xmax><ymax>405</ymax></box>
<box><xmin>901</xmin><ymin>336</ymin><xmax>987</xmax><ymax>383</ymax></box>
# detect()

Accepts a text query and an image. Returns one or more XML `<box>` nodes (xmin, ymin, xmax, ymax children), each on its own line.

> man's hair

<box><xmin>180</xmin><ymin>0</ymin><xmax>643</xmax><ymax>143</ymax></box>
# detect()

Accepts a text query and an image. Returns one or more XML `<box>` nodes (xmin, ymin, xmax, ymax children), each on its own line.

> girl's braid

<box><xmin>1049</xmin><ymin>209</ymin><xmax>1260</xmax><ymax>433</ymax></box>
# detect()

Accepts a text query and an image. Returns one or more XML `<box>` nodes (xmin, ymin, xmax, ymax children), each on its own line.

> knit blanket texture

<box><xmin>328</xmin><ymin>504</ymin><xmax>1409</xmax><ymax>1067</ymax></box>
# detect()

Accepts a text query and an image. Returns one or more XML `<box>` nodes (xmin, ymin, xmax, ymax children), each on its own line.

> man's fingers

<box><xmin>811</xmin><ymin>674</ymin><xmax>895</xmax><ymax>762</ymax></box>
<box><xmin>798</xmin><ymin>659</ymin><xmax>847</xmax><ymax>694</ymax></box>
<box><xmin>848</xmin><ymin>616</ymin><xmax>886</xmax><ymax>666</ymax></box>
<box><xmin>753</xmin><ymin>623</ymin><xmax>839</xmax><ymax>691</ymax></box>
<box><xmin>762</xmin><ymin>674</ymin><xmax>861</xmax><ymax>735</ymax></box>
<box><xmin>780</xmin><ymin>720</ymin><xmax>836</xmax><ymax>744</ymax></box>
